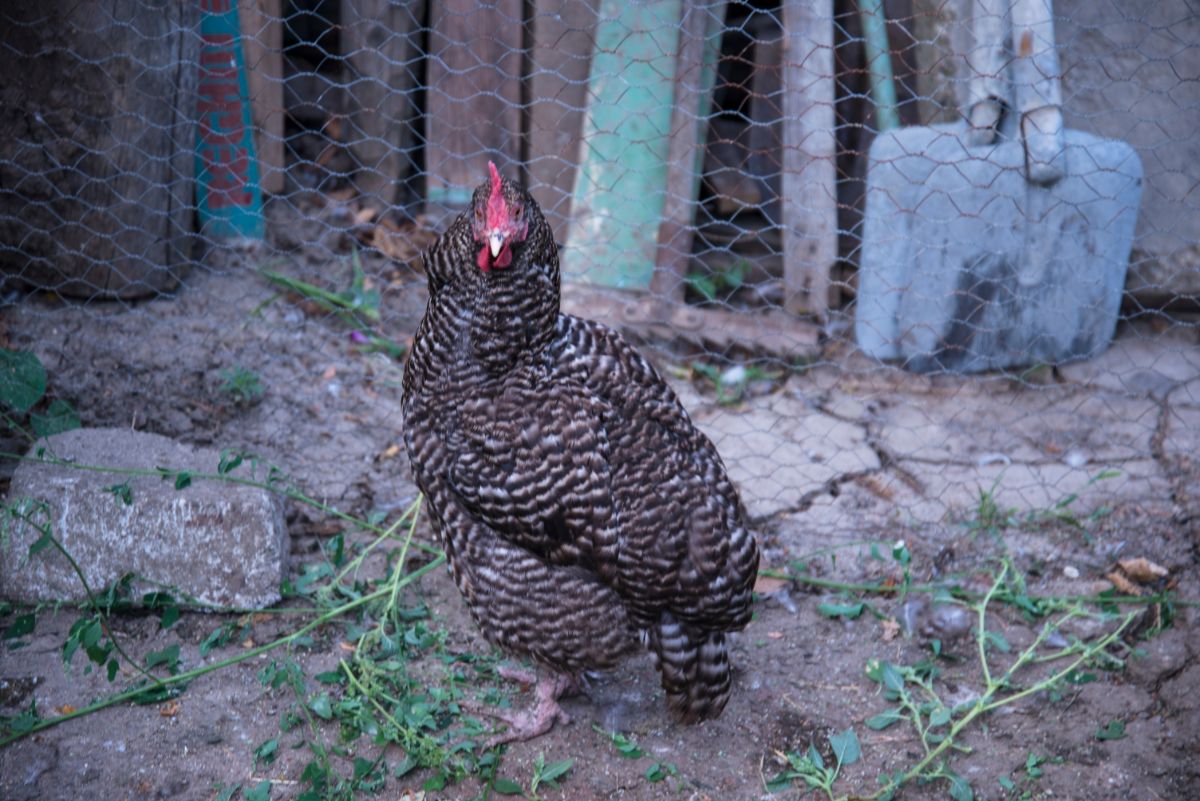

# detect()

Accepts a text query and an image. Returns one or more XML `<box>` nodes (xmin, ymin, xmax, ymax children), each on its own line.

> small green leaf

<box><xmin>984</xmin><ymin>629</ymin><xmax>1011</xmax><ymax>653</ymax></box>
<box><xmin>806</xmin><ymin>743</ymin><xmax>825</xmax><ymax>771</ymax></box>
<box><xmin>106</xmin><ymin>483</ymin><xmax>134</xmax><ymax>506</ymax></box>
<box><xmin>0</xmin><ymin>349</ymin><xmax>47</xmax><ymax>413</ymax></box>
<box><xmin>947</xmin><ymin>772</ymin><xmax>974</xmax><ymax>801</ymax></box>
<box><xmin>1095</xmin><ymin>719</ymin><xmax>1126</xmax><ymax>741</ymax></box>
<box><xmin>929</xmin><ymin>706</ymin><xmax>952</xmax><ymax>727</ymax></box>
<box><xmin>145</xmin><ymin>644</ymin><xmax>180</xmax><ymax>672</ymax></box>
<box><xmin>215</xmin><ymin>784</ymin><xmax>241</xmax><ymax>801</ymax></box>
<box><xmin>998</xmin><ymin>776</ymin><xmax>1016</xmax><ymax>791</ymax></box>
<box><xmin>174</xmin><ymin>471</ymin><xmax>192</xmax><ymax>490</ymax></box>
<box><xmin>818</xmin><ymin>601</ymin><xmax>865</xmax><ymax>620</ymax></box>
<box><xmin>243</xmin><ymin>779</ymin><xmax>271</xmax><ymax>801</ymax></box>
<box><xmin>3</xmin><ymin>612</ymin><xmax>35</xmax><ymax>640</ymax></box>
<box><xmin>866</xmin><ymin>708</ymin><xmax>904</xmax><ymax>730</ymax></box>
<box><xmin>254</xmin><ymin>738</ymin><xmax>279</xmax><ymax>766</ymax></box>
<box><xmin>829</xmin><ymin>727</ymin><xmax>861</xmax><ymax>768</ymax></box>
<box><xmin>159</xmin><ymin>605</ymin><xmax>180</xmax><ymax>630</ymax></box>
<box><xmin>352</xmin><ymin>756</ymin><xmax>375</xmax><ymax>780</ymax></box>
<box><xmin>313</xmin><ymin>670</ymin><xmax>344</xmax><ymax>684</ymax></box>
<box><xmin>492</xmin><ymin>777</ymin><xmax>523</xmax><ymax>795</ymax></box>
<box><xmin>866</xmin><ymin>659</ymin><xmax>905</xmax><ymax>693</ymax></box>
<box><xmin>308</xmin><ymin>694</ymin><xmax>333</xmax><ymax>719</ymax></box>
<box><xmin>765</xmin><ymin>771</ymin><xmax>792</xmax><ymax>793</ymax></box>
<box><xmin>30</xmin><ymin>398</ymin><xmax>80</xmax><ymax>437</ymax></box>
<box><xmin>538</xmin><ymin>757</ymin><xmax>574</xmax><ymax>785</ymax></box>
<box><xmin>218</xmin><ymin>450</ymin><xmax>245</xmax><ymax>475</ymax></box>
<box><xmin>28</xmin><ymin>530</ymin><xmax>54</xmax><ymax>558</ymax></box>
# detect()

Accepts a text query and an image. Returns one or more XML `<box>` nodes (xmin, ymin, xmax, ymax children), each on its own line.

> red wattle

<box><xmin>477</xmin><ymin>245</ymin><xmax>490</xmax><ymax>272</ymax></box>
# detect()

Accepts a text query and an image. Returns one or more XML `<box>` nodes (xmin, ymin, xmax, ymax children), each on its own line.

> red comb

<box><xmin>485</xmin><ymin>161</ymin><xmax>506</xmax><ymax>228</ymax></box>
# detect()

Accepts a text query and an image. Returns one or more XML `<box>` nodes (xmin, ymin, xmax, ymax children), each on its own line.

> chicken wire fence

<box><xmin>0</xmin><ymin>0</ymin><xmax>1197</xmax><ymax>538</ymax></box>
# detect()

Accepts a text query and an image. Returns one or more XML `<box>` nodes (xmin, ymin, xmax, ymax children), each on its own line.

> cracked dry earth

<box><xmin>1</xmin><ymin>208</ymin><xmax>1198</xmax><ymax>800</ymax></box>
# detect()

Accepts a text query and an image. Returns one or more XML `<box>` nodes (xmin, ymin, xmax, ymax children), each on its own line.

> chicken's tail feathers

<box><xmin>644</xmin><ymin>614</ymin><xmax>732</xmax><ymax>723</ymax></box>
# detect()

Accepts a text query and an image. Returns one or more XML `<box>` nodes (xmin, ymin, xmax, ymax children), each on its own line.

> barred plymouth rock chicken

<box><xmin>401</xmin><ymin>163</ymin><xmax>760</xmax><ymax>743</ymax></box>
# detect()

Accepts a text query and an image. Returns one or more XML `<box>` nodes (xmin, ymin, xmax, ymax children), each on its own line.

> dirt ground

<box><xmin>1</xmin><ymin>199</ymin><xmax>1198</xmax><ymax>801</ymax></box>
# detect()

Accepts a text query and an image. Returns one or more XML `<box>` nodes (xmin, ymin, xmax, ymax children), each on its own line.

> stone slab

<box><xmin>695</xmin><ymin>398</ymin><xmax>879</xmax><ymax>519</ymax></box>
<box><xmin>876</xmin><ymin>390</ymin><xmax>1159</xmax><ymax>465</ymax></box>
<box><xmin>1</xmin><ymin>428</ymin><xmax>287</xmax><ymax>608</ymax></box>
<box><xmin>877</xmin><ymin>458</ymin><xmax>1168</xmax><ymax>526</ymax></box>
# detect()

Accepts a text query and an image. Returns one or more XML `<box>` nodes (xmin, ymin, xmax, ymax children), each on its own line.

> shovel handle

<box><xmin>1011</xmin><ymin>0</ymin><xmax>1065</xmax><ymax>184</ymax></box>
<box><xmin>966</xmin><ymin>0</ymin><xmax>1008</xmax><ymax>146</ymax></box>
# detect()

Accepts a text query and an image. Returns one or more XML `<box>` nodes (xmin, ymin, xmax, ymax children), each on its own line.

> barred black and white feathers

<box><xmin>401</xmin><ymin>164</ymin><xmax>760</xmax><ymax>731</ymax></box>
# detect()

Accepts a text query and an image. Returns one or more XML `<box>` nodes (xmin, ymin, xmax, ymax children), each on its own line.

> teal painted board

<box><xmin>196</xmin><ymin>0</ymin><xmax>264</xmax><ymax>240</ymax></box>
<box><xmin>563</xmin><ymin>0</ymin><xmax>684</xmax><ymax>289</ymax></box>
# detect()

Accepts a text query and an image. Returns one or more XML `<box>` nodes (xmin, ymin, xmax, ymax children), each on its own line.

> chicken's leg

<box><xmin>472</xmin><ymin>666</ymin><xmax>576</xmax><ymax>746</ymax></box>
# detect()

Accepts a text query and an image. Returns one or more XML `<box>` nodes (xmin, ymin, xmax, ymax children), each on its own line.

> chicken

<box><xmin>401</xmin><ymin>163</ymin><xmax>760</xmax><ymax>743</ymax></box>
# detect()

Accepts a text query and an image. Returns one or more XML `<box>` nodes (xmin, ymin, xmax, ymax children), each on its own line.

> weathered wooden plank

<box><xmin>652</xmin><ymin>0</ymin><xmax>725</xmax><ymax>300</ymax></box>
<box><xmin>342</xmin><ymin>0</ymin><xmax>423</xmax><ymax>207</ymax></box>
<box><xmin>425</xmin><ymin>0</ymin><xmax>523</xmax><ymax>207</ymax></box>
<box><xmin>0</xmin><ymin>0</ymin><xmax>198</xmax><ymax>298</ymax></box>
<box><xmin>780</xmin><ymin>0</ymin><xmax>838</xmax><ymax>318</ymax></box>
<box><xmin>562</xmin><ymin>0</ymin><xmax>684</xmax><ymax>288</ymax></box>
<box><xmin>239</xmin><ymin>0</ymin><xmax>285</xmax><ymax>195</ymax></box>
<box><xmin>562</xmin><ymin>283</ymin><xmax>821</xmax><ymax>357</ymax></box>
<box><xmin>527</xmin><ymin>0</ymin><xmax>599</xmax><ymax>244</ymax></box>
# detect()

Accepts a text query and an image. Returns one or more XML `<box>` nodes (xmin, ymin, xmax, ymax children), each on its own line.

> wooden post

<box><xmin>781</xmin><ymin>0</ymin><xmax>838</xmax><ymax>319</ymax></box>
<box><xmin>342</xmin><ymin>0</ymin><xmax>424</xmax><ymax>207</ymax></box>
<box><xmin>527</xmin><ymin>0</ymin><xmax>600</xmax><ymax>245</ymax></box>
<box><xmin>425</xmin><ymin>0</ymin><xmax>524</xmax><ymax>207</ymax></box>
<box><xmin>239</xmin><ymin>0</ymin><xmax>285</xmax><ymax>196</ymax></box>
<box><xmin>0</xmin><ymin>0</ymin><xmax>198</xmax><ymax>298</ymax></box>
<box><xmin>651</xmin><ymin>0</ymin><xmax>724</xmax><ymax>301</ymax></box>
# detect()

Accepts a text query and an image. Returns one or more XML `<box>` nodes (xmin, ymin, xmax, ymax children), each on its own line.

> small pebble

<box><xmin>1063</xmin><ymin>565</ymin><xmax>1080</xmax><ymax>579</ymax></box>
<box><xmin>929</xmin><ymin>603</ymin><xmax>973</xmax><ymax>639</ymax></box>
<box><xmin>1064</xmin><ymin>450</ymin><xmax>1088</xmax><ymax>468</ymax></box>
<box><xmin>1045</xmin><ymin>629</ymin><xmax>1069</xmax><ymax>648</ymax></box>
<box><xmin>720</xmin><ymin>365</ymin><xmax>747</xmax><ymax>386</ymax></box>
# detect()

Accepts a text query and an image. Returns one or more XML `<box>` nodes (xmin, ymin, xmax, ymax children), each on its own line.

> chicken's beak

<box><xmin>488</xmin><ymin>231</ymin><xmax>505</xmax><ymax>259</ymax></box>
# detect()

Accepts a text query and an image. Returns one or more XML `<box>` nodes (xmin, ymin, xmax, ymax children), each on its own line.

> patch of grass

<box><xmin>689</xmin><ymin>362</ymin><xmax>782</xmax><ymax>406</ymax></box>
<box><xmin>686</xmin><ymin>259</ymin><xmax>747</xmax><ymax>304</ymax></box>
<box><xmin>962</xmin><ymin>470</ymin><xmax>1120</xmax><ymax>543</ymax></box>
<box><xmin>218</xmin><ymin>365</ymin><xmax>265</xmax><ymax>403</ymax></box>
<box><xmin>261</xmin><ymin>247</ymin><xmax>406</xmax><ymax>360</ymax></box>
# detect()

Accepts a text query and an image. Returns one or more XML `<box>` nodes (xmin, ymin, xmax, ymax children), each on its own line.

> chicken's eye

<box><xmin>513</xmin><ymin>205</ymin><xmax>523</xmax><ymax>220</ymax></box>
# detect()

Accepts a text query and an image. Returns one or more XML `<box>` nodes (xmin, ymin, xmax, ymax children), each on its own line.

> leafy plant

<box><xmin>218</xmin><ymin>365</ymin><xmax>265</xmax><ymax>403</ymax></box>
<box><xmin>862</xmin><ymin>560</ymin><xmax>1139</xmax><ymax>801</ymax></box>
<box><xmin>261</xmin><ymin>248</ymin><xmax>406</xmax><ymax>360</ymax></box>
<box><xmin>765</xmin><ymin>728</ymin><xmax>861</xmax><ymax>800</ymax></box>
<box><xmin>690</xmin><ymin>361</ymin><xmax>781</xmax><ymax>406</ymax></box>
<box><xmin>686</xmin><ymin>259</ymin><xmax>747</xmax><ymax>304</ymax></box>
<box><xmin>594</xmin><ymin>724</ymin><xmax>646</xmax><ymax>758</ymax></box>
<box><xmin>0</xmin><ymin>348</ymin><xmax>80</xmax><ymax>440</ymax></box>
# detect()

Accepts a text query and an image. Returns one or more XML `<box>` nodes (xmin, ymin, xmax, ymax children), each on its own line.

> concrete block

<box><xmin>857</xmin><ymin>123</ymin><xmax>1142</xmax><ymax>372</ymax></box>
<box><xmin>1</xmin><ymin>428</ymin><xmax>287</xmax><ymax>608</ymax></box>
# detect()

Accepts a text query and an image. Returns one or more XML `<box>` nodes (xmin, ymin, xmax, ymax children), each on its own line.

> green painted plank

<box><xmin>562</xmin><ymin>0</ymin><xmax>684</xmax><ymax>289</ymax></box>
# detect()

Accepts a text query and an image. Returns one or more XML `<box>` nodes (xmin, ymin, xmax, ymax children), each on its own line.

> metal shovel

<box><xmin>855</xmin><ymin>0</ymin><xmax>1143</xmax><ymax>373</ymax></box>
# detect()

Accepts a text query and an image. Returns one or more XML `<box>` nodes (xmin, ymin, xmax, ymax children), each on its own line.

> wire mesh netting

<box><xmin>0</xmin><ymin>0</ymin><xmax>1198</xmax><ymax>797</ymax></box>
<box><xmin>2</xmin><ymin>0</ymin><xmax>1196</xmax><ymax>524</ymax></box>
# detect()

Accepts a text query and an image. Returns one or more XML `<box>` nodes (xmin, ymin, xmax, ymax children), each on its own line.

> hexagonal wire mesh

<box><xmin>0</xmin><ymin>0</ymin><xmax>1198</xmax><ymax>796</ymax></box>
<box><xmin>2</xmin><ymin>0</ymin><xmax>1197</xmax><ymax>545</ymax></box>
